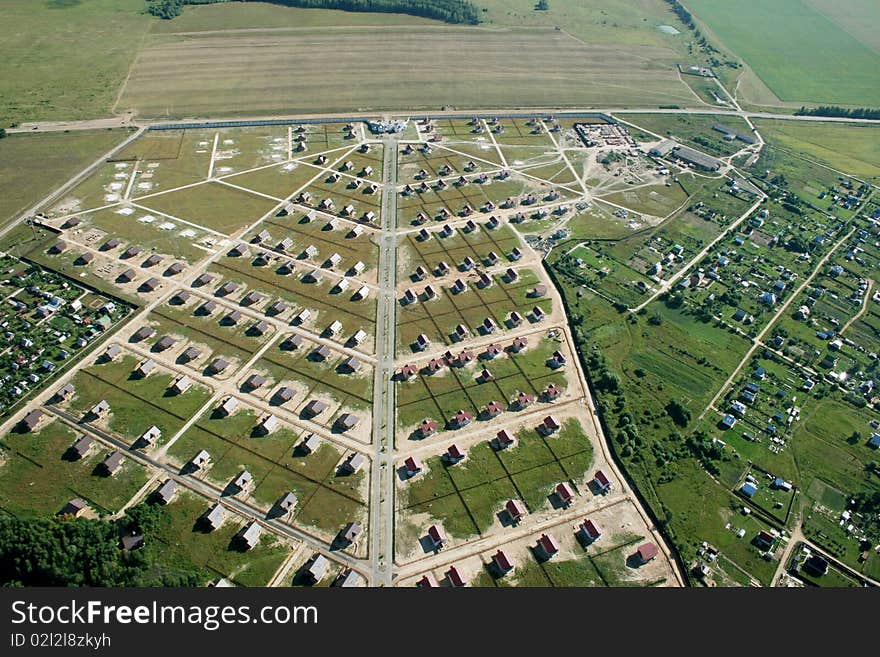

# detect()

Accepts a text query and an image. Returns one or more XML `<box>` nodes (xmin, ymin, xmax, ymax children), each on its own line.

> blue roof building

<box><xmin>741</xmin><ymin>482</ymin><xmax>757</xmax><ymax>498</ymax></box>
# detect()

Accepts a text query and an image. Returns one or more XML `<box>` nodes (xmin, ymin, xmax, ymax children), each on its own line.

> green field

<box><xmin>0</xmin><ymin>0</ymin><xmax>152</xmax><ymax>126</ymax></box>
<box><xmin>686</xmin><ymin>0</ymin><xmax>880</xmax><ymax>105</ymax></box>
<box><xmin>754</xmin><ymin>120</ymin><xmax>880</xmax><ymax>180</ymax></box>
<box><xmin>0</xmin><ymin>129</ymin><xmax>133</xmax><ymax>228</ymax></box>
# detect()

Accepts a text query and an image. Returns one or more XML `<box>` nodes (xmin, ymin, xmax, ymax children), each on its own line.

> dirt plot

<box><xmin>118</xmin><ymin>27</ymin><xmax>696</xmax><ymax>118</ymax></box>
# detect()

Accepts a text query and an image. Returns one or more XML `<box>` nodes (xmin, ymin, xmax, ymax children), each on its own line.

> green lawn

<box><xmin>0</xmin><ymin>129</ymin><xmax>134</xmax><ymax>227</ymax></box>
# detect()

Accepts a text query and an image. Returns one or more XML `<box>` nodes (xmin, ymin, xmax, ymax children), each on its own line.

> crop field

<box><xmin>686</xmin><ymin>0</ymin><xmax>880</xmax><ymax>106</ymax></box>
<box><xmin>400</xmin><ymin>418</ymin><xmax>593</xmax><ymax>541</ymax></box>
<box><xmin>0</xmin><ymin>418</ymin><xmax>149</xmax><ymax>518</ymax></box>
<box><xmin>397</xmin><ymin>333</ymin><xmax>569</xmax><ymax>431</ymax></box>
<box><xmin>118</xmin><ymin>27</ymin><xmax>698</xmax><ymax>118</ymax></box>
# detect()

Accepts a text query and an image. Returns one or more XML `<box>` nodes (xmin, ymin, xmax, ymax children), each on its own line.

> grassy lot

<box><xmin>754</xmin><ymin>120</ymin><xmax>880</xmax><ymax>181</ymax></box>
<box><xmin>167</xmin><ymin>416</ymin><xmax>367</xmax><ymax>537</ymax></box>
<box><xmin>397</xmin><ymin>334</ymin><xmax>566</xmax><ymax>430</ymax></box>
<box><xmin>0</xmin><ymin>0</ymin><xmax>153</xmax><ymax>126</ymax></box>
<box><xmin>0</xmin><ymin>129</ymin><xmax>133</xmax><ymax>228</ymax></box>
<box><xmin>401</xmin><ymin>418</ymin><xmax>593</xmax><ymax>538</ymax></box>
<box><xmin>65</xmin><ymin>354</ymin><xmax>213</xmax><ymax>447</ymax></box>
<box><xmin>138</xmin><ymin>491</ymin><xmax>291</xmax><ymax>587</ymax></box>
<box><xmin>138</xmin><ymin>182</ymin><xmax>279</xmax><ymax>235</ymax></box>
<box><xmin>686</xmin><ymin>0</ymin><xmax>880</xmax><ymax>105</ymax></box>
<box><xmin>0</xmin><ymin>419</ymin><xmax>149</xmax><ymax>518</ymax></box>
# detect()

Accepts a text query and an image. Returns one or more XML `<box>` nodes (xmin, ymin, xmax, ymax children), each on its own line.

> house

<box><xmin>418</xmin><ymin>574</ymin><xmax>438</xmax><ymax>588</ymax></box>
<box><xmin>484</xmin><ymin>343</ymin><xmax>502</xmax><ymax>359</ymax></box>
<box><xmin>495</xmin><ymin>429</ymin><xmax>515</xmax><ymax>450</ymax></box>
<box><xmin>258</xmin><ymin>414</ymin><xmax>280</xmax><ymax>435</ymax></box>
<box><xmin>594</xmin><ymin>470</ymin><xmax>612</xmax><ymax>493</ymax></box>
<box><xmin>445</xmin><ymin>444</ymin><xmax>466</xmax><ymax>464</ymax></box>
<box><xmin>197</xmin><ymin>300</ymin><xmax>217</xmax><ymax>316</ymax></box>
<box><xmin>312</xmin><ymin>345</ymin><xmax>331</xmax><ymax>360</ymax></box>
<box><xmin>721</xmin><ymin>414</ymin><xmax>738</xmax><ymax>429</ymax></box>
<box><xmin>222</xmin><ymin>309</ymin><xmax>242</xmax><ymax>325</ymax></box>
<box><xmin>268</xmin><ymin>492</ymin><xmax>298</xmax><ymax>518</ymax></box>
<box><xmin>342</xmin><ymin>452</ymin><xmax>365</xmax><ymax>473</ymax></box>
<box><xmin>249</xmin><ymin>320</ymin><xmax>270</xmax><ymax>336</ymax></box>
<box><xmin>327</xmin><ymin>319</ymin><xmax>343</xmax><ymax>336</ymax></box>
<box><xmin>532</xmin><ymin>306</ymin><xmax>546</xmax><ymax>322</ymax></box>
<box><xmin>484</xmin><ymin>400</ymin><xmax>504</xmax><ymax>418</ymax></box>
<box><xmin>479</xmin><ymin>368</ymin><xmax>494</xmax><ymax>383</ymax></box>
<box><xmin>416</xmin><ymin>334</ymin><xmax>431</xmax><ymax>351</ymax></box>
<box><xmin>100</xmin><ymin>451</ymin><xmax>124</xmax><ymax>477</ymax></box>
<box><xmin>90</xmin><ymin>399</ymin><xmax>111</xmax><ymax>419</ymax></box>
<box><xmin>228</xmin><ymin>243</ymin><xmax>249</xmax><ymax>257</ymax></box>
<box><xmin>156</xmin><ymin>479</ymin><xmax>177</xmax><ymax>505</ymax></box>
<box><xmin>427</xmin><ymin>524</ymin><xmax>447</xmax><ymax>550</ymax></box>
<box><xmin>538</xmin><ymin>533</ymin><xmax>560</xmax><ymax>559</ymax></box>
<box><xmin>741</xmin><ymin>482</ymin><xmax>757</xmax><ymax>498</ymax></box>
<box><xmin>804</xmin><ymin>555</ymin><xmax>828</xmax><ymax>576</ymax></box>
<box><xmin>171</xmin><ymin>375</ymin><xmax>192</xmax><ymax>395</ymax></box>
<box><xmin>457</xmin><ymin>350</ymin><xmax>475</xmax><ymax>365</ymax></box>
<box><xmin>452</xmin><ymin>409</ymin><xmax>473</xmax><ymax>428</ymax></box>
<box><xmin>505</xmin><ymin>499</ymin><xmax>526</xmax><ymax>524</ymax></box>
<box><xmin>544</xmin><ymin>383</ymin><xmax>563</xmax><ymax>402</ymax></box>
<box><xmin>194</xmin><ymin>273</ymin><xmax>214</xmax><ymax>286</ymax></box>
<box><xmin>181</xmin><ymin>346</ymin><xmax>202</xmax><ymax>362</ymax></box>
<box><xmin>159</xmin><ymin>260</ymin><xmax>183</xmax><ymax>277</ymax></box>
<box><xmin>636</xmin><ymin>542</ymin><xmax>659</xmax><ymax>564</ymax></box>
<box><xmin>155</xmin><ymin>335</ymin><xmax>176</xmax><ymax>352</ymax></box>
<box><xmin>190</xmin><ymin>449</ymin><xmax>211</xmax><ymax>470</ymax></box>
<box><xmin>581</xmin><ymin>519</ymin><xmax>602</xmax><ymax>542</ymax></box>
<box><xmin>340</xmin><ymin>522</ymin><xmax>362</xmax><ymax>545</ymax></box>
<box><xmin>133</xmin><ymin>326</ymin><xmax>156</xmax><ymax>342</ymax></box>
<box><xmin>332</xmin><ymin>569</ymin><xmax>362</xmax><ymax>588</ymax></box>
<box><xmin>139</xmin><ymin>425</ymin><xmax>161</xmax><ymax>446</ymax></box>
<box><xmin>76</xmin><ymin>252</ymin><xmax>94</xmax><ymax>266</ymax></box>
<box><xmin>304</xmin><ymin>554</ymin><xmax>329</xmax><ymax>584</ymax></box>
<box><xmin>754</xmin><ymin>530</ymin><xmax>775</xmax><ymax>551</ymax></box>
<box><xmin>419</xmin><ymin>419</ymin><xmax>438</xmax><ymax>438</ymax></box>
<box><xmin>202</xmin><ymin>503</ymin><xmax>226</xmax><ymax>531</ymax></box>
<box><xmin>217</xmin><ymin>281</ymin><xmax>239</xmax><ymax>296</ymax></box>
<box><xmin>237</xmin><ymin>521</ymin><xmax>262</xmax><ymax>550</ymax></box>
<box><xmin>19</xmin><ymin>409</ymin><xmax>45</xmax><ymax>432</ymax></box>
<box><xmin>208</xmin><ymin>358</ymin><xmax>230</xmax><ymax>375</ymax></box>
<box><xmin>102</xmin><ymin>237</ymin><xmax>122</xmax><ymax>251</ymax></box>
<box><xmin>103</xmin><ymin>344</ymin><xmax>122</xmax><ymax>361</ymax></box>
<box><xmin>70</xmin><ymin>435</ymin><xmax>93</xmax><ymax>460</ymax></box>
<box><xmin>446</xmin><ymin>566</ymin><xmax>466</xmax><ymax>587</ymax></box>
<box><xmin>493</xmin><ymin>549</ymin><xmax>514</xmax><ymax>574</ymax></box>
<box><xmin>233</xmin><ymin>470</ymin><xmax>253</xmax><ymax>492</ymax></box>
<box><xmin>556</xmin><ymin>482</ymin><xmax>574</xmax><ymax>507</ymax></box>
<box><xmin>117</xmin><ymin>268</ymin><xmax>137</xmax><ymax>284</ymax></box>
<box><xmin>49</xmin><ymin>240</ymin><xmax>68</xmax><ymax>254</ymax></box>
<box><xmin>542</xmin><ymin>415</ymin><xmax>561</xmax><ymax>434</ymax></box>
<box><xmin>516</xmin><ymin>391</ymin><xmax>535</xmax><ymax>409</ymax></box>
<box><xmin>58</xmin><ymin>498</ymin><xmax>89</xmax><ymax>518</ymax></box>
<box><xmin>404</xmin><ymin>456</ymin><xmax>423</xmax><ymax>478</ymax></box>
<box><xmin>245</xmin><ymin>374</ymin><xmax>267</xmax><ymax>390</ymax></box>
<box><xmin>304</xmin><ymin>399</ymin><xmax>329</xmax><ymax>417</ymax></box>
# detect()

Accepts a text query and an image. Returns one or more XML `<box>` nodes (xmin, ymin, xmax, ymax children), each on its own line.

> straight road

<box><xmin>369</xmin><ymin>136</ymin><xmax>400</xmax><ymax>586</ymax></box>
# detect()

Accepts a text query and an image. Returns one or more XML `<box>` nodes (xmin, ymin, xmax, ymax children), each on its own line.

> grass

<box><xmin>402</xmin><ymin>418</ymin><xmax>593</xmax><ymax>538</ymax></box>
<box><xmin>0</xmin><ymin>0</ymin><xmax>153</xmax><ymax>126</ymax></box>
<box><xmin>0</xmin><ymin>419</ymin><xmax>149</xmax><ymax>518</ymax></box>
<box><xmin>0</xmin><ymin>129</ymin><xmax>133</xmax><ymax>228</ymax></box>
<box><xmin>138</xmin><ymin>182</ymin><xmax>279</xmax><ymax>235</ymax></box>
<box><xmin>686</xmin><ymin>0</ymin><xmax>880</xmax><ymax>105</ymax></box>
<box><xmin>140</xmin><ymin>491</ymin><xmax>291</xmax><ymax>587</ymax></box>
<box><xmin>754</xmin><ymin>120</ymin><xmax>880</xmax><ymax>181</ymax></box>
<box><xmin>118</xmin><ymin>26</ymin><xmax>698</xmax><ymax>118</ymax></box>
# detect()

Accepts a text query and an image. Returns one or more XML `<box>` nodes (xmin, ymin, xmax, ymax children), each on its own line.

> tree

<box><xmin>0</xmin><ymin>128</ymin><xmax>6</xmax><ymax>139</ymax></box>
<box><xmin>536</xmin><ymin>0</ymin><xmax>550</xmax><ymax>9</ymax></box>
<box><xmin>665</xmin><ymin>399</ymin><xmax>691</xmax><ymax>427</ymax></box>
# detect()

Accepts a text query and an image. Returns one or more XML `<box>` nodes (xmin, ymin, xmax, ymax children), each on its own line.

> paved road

<box><xmin>368</xmin><ymin>136</ymin><xmax>400</xmax><ymax>586</ymax></box>
<box><xmin>8</xmin><ymin>106</ymin><xmax>879</xmax><ymax>137</ymax></box>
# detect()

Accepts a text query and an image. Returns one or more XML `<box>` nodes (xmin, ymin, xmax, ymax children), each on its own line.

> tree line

<box><xmin>795</xmin><ymin>106</ymin><xmax>880</xmax><ymax>121</ymax></box>
<box><xmin>147</xmin><ymin>0</ymin><xmax>481</xmax><ymax>24</ymax></box>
